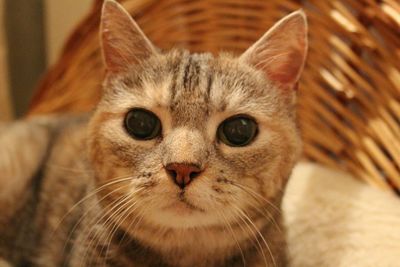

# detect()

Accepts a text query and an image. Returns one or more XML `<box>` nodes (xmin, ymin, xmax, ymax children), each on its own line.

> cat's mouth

<box><xmin>164</xmin><ymin>193</ymin><xmax>205</xmax><ymax>214</ymax></box>
<box><xmin>165</xmin><ymin>201</ymin><xmax>203</xmax><ymax>215</ymax></box>
<box><xmin>179</xmin><ymin>198</ymin><xmax>204</xmax><ymax>212</ymax></box>
<box><xmin>178</xmin><ymin>191</ymin><xmax>205</xmax><ymax>211</ymax></box>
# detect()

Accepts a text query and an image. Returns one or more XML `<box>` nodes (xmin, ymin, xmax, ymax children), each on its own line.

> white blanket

<box><xmin>284</xmin><ymin>162</ymin><xmax>400</xmax><ymax>267</ymax></box>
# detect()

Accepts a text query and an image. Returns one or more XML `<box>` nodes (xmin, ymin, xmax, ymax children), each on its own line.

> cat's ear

<box><xmin>100</xmin><ymin>0</ymin><xmax>157</xmax><ymax>73</ymax></box>
<box><xmin>240</xmin><ymin>10</ymin><xmax>308</xmax><ymax>90</ymax></box>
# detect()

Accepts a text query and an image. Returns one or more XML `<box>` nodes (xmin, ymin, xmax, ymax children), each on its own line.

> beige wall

<box><xmin>0</xmin><ymin>0</ymin><xmax>13</xmax><ymax>121</ymax></box>
<box><xmin>44</xmin><ymin>0</ymin><xmax>92</xmax><ymax>65</ymax></box>
<box><xmin>0</xmin><ymin>1</ymin><xmax>92</xmax><ymax>119</ymax></box>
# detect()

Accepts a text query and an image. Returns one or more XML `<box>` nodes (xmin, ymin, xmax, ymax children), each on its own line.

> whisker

<box><xmin>216</xmin><ymin>208</ymin><xmax>246</xmax><ymax>267</ymax></box>
<box><xmin>118</xmin><ymin>207</ymin><xmax>145</xmax><ymax>248</ymax></box>
<box><xmin>230</xmin><ymin>205</ymin><xmax>268</xmax><ymax>267</ymax></box>
<box><xmin>230</xmin><ymin>181</ymin><xmax>282</xmax><ymax>233</ymax></box>
<box><xmin>88</xmin><ymin>186</ymin><xmax>145</xmax><ymax>265</ymax></box>
<box><xmin>75</xmin><ymin>200</ymin><xmax>117</xmax><ymax>266</ymax></box>
<box><xmin>233</xmin><ymin>205</ymin><xmax>276</xmax><ymax>267</ymax></box>
<box><xmin>103</xmin><ymin>190</ymin><xmax>144</xmax><ymax>262</ymax></box>
<box><xmin>61</xmin><ymin>184</ymin><xmax>131</xmax><ymax>263</ymax></box>
<box><xmin>61</xmin><ymin>181</ymin><xmax>134</xmax><ymax>267</ymax></box>
<box><xmin>242</xmin><ymin>198</ymin><xmax>282</xmax><ymax>234</ymax></box>
<box><xmin>86</xmin><ymin>193</ymin><xmax>133</xmax><ymax>266</ymax></box>
<box><xmin>55</xmin><ymin>175</ymin><xmax>134</xmax><ymax>235</ymax></box>
<box><xmin>79</xmin><ymin>193</ymin><xmax>132</xmax><ymax>267</ymax></box>
<box><xmin>231</xmin><ymin>182</ymin><xmax>281</xmax><ymax>213</ymax></box>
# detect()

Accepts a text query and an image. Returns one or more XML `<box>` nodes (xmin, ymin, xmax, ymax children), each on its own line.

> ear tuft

<box><xmin>240</xmin><ymin>10</ymin><xmax>308</xmax><ymax>89</ymax></box>
<box><xmin>101</xmin><ymin>0</ymin><xmax>157</xmax><ymax>73</ymax></box>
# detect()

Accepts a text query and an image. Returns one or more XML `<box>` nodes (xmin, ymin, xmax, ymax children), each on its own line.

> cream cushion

<box><xmin>284</xmin><ymin>162</ymin><xmax>400</xmax><ymax>267</ymax></box>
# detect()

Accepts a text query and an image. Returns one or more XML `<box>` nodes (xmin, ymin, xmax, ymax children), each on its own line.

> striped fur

<box><xmin>0</xmin><ymin>1</ymin><xmax>307</xmax><ymax>266</ymax></box>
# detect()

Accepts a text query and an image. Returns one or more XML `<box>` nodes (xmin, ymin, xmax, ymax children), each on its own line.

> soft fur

<box><xmin>284</xmin><ymin>162</ymin><xmax>400</xmax><ymax>267</ymax></box>
<box><xmin>0</xmin><ymin>1</ymin><xmax>308</xmax><ymax>266</ymax></box>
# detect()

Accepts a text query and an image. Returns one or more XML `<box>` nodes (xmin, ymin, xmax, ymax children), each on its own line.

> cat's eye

<box><xmin>217</xmin><ymin>115</ymin><xmax>258</xmax><ymax>147</ymax></box>
<box><xmin>124</xmin><ymin>108</ymin><xmax>161</xmax><ymax>140</ymax></box>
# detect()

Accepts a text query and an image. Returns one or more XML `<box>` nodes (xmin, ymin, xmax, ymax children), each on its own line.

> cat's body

<box><xmin>0</xmin><ymin>1</ymin><xmax>307</xmax><ymax>266</ymax></box>
<box><xmin>0</xmin><ymin>115</ymin><xmax>284</xmax><ymax>267</ymax></box>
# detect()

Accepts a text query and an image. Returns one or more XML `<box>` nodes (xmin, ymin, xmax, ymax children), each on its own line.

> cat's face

<box><xmin>88</xmin><ymin>0</ymin><xmax>307</xmax><ymax>231</ymax></box>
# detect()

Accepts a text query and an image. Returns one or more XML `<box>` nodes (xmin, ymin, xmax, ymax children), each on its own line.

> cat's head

<box><xmin>88</xmin><ymin>0</ymin><xmax>307</xmax><ymax>230</ymax></box>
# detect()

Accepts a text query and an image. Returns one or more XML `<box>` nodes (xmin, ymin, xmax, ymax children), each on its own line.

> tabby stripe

<box><xmin>182</xmin><ymin>56</ymin><xmax>192</xmax><ymax>92</ymax></box>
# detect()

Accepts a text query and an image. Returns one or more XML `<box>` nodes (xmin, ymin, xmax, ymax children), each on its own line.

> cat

<box><xmin>0</xmin><ymin>0</ymin><xmax>307</xmax><ymax>266</ymax></box>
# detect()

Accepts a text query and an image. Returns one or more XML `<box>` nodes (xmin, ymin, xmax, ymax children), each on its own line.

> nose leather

<box><xmin>165</xmin><ymin>163</ymin><xmax>202</xmax><ymax>189</ymax></box>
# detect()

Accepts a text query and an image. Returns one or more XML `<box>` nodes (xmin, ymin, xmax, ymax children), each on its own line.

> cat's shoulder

<box><xmin>0</xmin><ymin>113</ymin><xmax>91</xmax><ymax>220</ymax></box>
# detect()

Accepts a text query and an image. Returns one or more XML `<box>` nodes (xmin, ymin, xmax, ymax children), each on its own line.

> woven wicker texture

<box><xmin>29</xmin><ymin>0</ymin><xmax>400</xmax><ymax>193</ymax></box>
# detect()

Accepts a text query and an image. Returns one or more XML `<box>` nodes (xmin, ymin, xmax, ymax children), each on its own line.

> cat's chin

<box><xmin>164</xmin><ymin>199</ymin><xmax>205</xmax><ymax>214</ymax></box>
<box><xmin>143</xmin><ymin>200</ymin><xmax>221</xmax><ymax>229</ymax></box>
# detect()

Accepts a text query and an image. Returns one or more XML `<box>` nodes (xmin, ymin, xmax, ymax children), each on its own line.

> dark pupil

<box><xmin>125</xmin><ymin>109</ymin><xmax>158</xmax><ymax>139</ymax></box>
<box><xmin>223</xmin><ymin>118</ymin><xmax>256</xmax><ymax>146</ymax></box>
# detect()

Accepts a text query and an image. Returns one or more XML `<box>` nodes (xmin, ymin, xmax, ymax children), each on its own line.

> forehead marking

<box><xmin>170</xmin><ymin>54</ymin><xmax>211</xmax><ymax>128</ymax></box>
<box><xmin>205</xmin><ymin>65</ymin><xmax>213</xmax><ymax>106</ymax></box>
<box><xmin>168</xmin><ymin>55</ymin><xmax>182</xmax><ymax>109</ymax></box>
<box><xmin>182</xmin><ymin>56</ymin><xmax>193</xmax><ymax>91</ymax></box>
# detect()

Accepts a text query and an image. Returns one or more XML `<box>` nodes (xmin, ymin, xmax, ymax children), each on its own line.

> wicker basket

<box><xmin>29</xmin><ymin>0</ymin><xmax>400</xmax><ymax>193</ymax></box>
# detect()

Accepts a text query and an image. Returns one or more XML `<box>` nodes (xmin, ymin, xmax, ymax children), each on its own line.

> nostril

<box><xmin>189</xmin><ymin>171</ymin><xmax>200</xmax><ymax>180</ymax></box>
<box><xmin>165</xmin><ymin>163</ymin><xmax>203</xmax><ymax>188</ymax></box>
<box><xmin>167</xmin><ymin>169</ymin><xmax>177</xmax><ymax>180</ymax></box>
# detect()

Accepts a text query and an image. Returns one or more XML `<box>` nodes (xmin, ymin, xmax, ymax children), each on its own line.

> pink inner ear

<box><xmin>266</xmin><ymin>48</ymin><xmax>305</xmax><ymax>85</ymax></box>
<box><xmin>101</xmin><ymin>1</ymin><xmax>156</xmax><ymax>74</ymax></box>
<box><xmin>241</xmin><ymin>11</ymin><xmax>308</xmax><ymax>90</ymax></box>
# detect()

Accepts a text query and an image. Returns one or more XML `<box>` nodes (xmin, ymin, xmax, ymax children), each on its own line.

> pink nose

<box><xmin>165</xmin><ymin>163</ymin><xmax>202</xmax><ymax>189</ymax></box>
